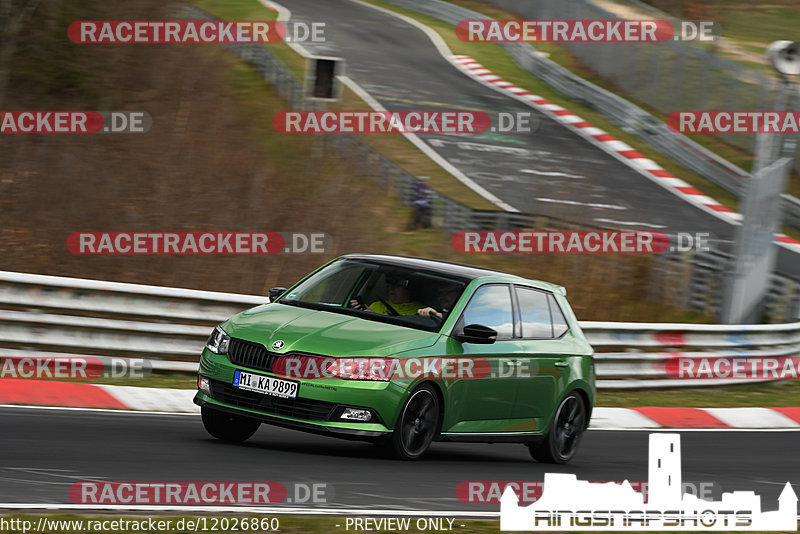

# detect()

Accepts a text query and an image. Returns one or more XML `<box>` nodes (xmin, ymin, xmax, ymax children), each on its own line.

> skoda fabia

<box><xmin>195</xmin><ymin>254</ymin><xmax>595</xmax><ymax>462</ymax></box>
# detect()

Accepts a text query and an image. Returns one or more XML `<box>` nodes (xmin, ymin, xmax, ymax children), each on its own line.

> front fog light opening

<box><xmin>198</xmin><ymin>376</ymin><xmax>212</xmax><ymax>396</ymax></box>
<box><xmin>340</xmin><ymin>408</ymin><xmax>372</xmax><ymax>422</ymax></box>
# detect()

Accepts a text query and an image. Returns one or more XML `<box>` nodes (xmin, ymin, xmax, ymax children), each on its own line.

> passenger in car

<box><xmin>417</xmin><ymin>283</ymin><xmax>461</xmax><ymax>320</ymax></box>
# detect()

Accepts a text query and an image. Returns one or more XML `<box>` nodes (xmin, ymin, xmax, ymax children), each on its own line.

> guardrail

<box><xmin>381</xmin><ymin>0</ymin><xmax>800</xmax><ymax>232</ymax></box>
<box><xmin>184</xmin><ymin>5</ymin><xmax>800</xmax><ymax>322</ymax></box>
<box><xmin>0</xmin><ymin>271</ymin><xmax>798</xmax><ymax>390</ymax></box>
<box><xmin>583</xmin><ymin>320</ymin><xmax>800</xmax><ymax>388</ymax></box>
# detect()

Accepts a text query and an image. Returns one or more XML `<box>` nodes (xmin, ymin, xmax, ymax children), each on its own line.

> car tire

<box><xmin>389</xmin><ymin>384</ymin><xmax>440</xmax><ymax>460</ymax></box>
<box><xmin>201</xmin><ymin>405</ymin><xmax>260</xmax><ymax>442</ymax></box>
<box><xmin>529</xmin><ymin>392</ymin><xmax>587</xmax><ymax>464</ymax></box>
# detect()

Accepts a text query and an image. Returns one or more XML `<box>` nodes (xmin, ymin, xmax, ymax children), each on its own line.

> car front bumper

<box><xmin>197</xmin><ymin>348</ymin><xmax>408</xmax><ymax>440</ymax></box>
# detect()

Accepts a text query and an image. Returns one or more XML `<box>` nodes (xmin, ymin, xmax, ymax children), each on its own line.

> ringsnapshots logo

<box><xmin>500</xmin><ymin>433</ymin><xmax>798</xmax><ymax>531</ymax></box>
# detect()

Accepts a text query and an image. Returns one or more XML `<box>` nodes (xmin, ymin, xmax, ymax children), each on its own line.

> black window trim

<box><xmin>452</xmin><ymin>282</ymin><xmax>515</xmax><ymax>341</ymax></box>
<box><xmin>512</xmin><ymin>284</ymin><xmax>570</xmax><ymax>340</ymax></box>
<box><xmin>547</xmin><ymin>292</ymin><xmax>571</xmax><ymax>339</ymax></box>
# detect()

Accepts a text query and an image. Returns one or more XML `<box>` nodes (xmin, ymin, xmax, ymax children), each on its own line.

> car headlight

<box><xmin>206</xmin><ymin>326</ymin><xmax>230</xmax><ymax>354</ymax></box>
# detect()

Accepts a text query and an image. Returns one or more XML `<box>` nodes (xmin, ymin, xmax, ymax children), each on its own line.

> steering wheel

<box><xmin>350</xmin><ymin>296</ymin><xmax>367</xmax><ymax>310</ymax></box>
<box><xmin>425</xmin><ymin>308</ymin><xmax>445</xmax><ymax>325</ymax></box>
<box><xmin>377</xmin><ymin>296</ymin><xmax>400</xmax><ymax>316</ymax></box>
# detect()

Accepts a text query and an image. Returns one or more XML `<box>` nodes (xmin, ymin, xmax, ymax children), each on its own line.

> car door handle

<box><xmin>554</xmin><ymin>360</ymin><xmax>569</xmax><ymax>367</ymax></box>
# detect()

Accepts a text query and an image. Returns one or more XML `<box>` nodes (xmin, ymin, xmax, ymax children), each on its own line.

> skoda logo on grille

<box><xmin>272</xmin><ymin>340</ymin><xmax>285</xmax><ymax>350</ymax></box>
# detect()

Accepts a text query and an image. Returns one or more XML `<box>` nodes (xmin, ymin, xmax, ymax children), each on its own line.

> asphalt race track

<box><xmin>282</xmin><ymin>0</ymin><xmax>799</xmax><ymax>280</ymax></box>
<box><xmin>1</xmin><ymin>407</ymin><xmax>797</xmax><ymax>512</ymax></box>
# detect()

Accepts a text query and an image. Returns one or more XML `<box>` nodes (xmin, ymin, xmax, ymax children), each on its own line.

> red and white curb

<box><xmin>2</xmin><ymin>379</ymin><xmax>800</xmax><ymax>429</ymax></box>
<box><xmin>449</xmin><ymin>55</ymin><xmax>800</xmax><ymax>254</ymax></box>
<box><xmin>590</xmin><ymin>406</ymin><xmax>800</xmax><ymax>429</ymax></box>
<box><xmin>0</xmin><ymin>378</ymin><xmax>199</xmax><ymax>414</ymax></box>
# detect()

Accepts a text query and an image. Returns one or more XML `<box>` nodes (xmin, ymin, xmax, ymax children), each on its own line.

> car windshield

<box><xmin>276</xmin><ymin>259</ymin><xmax>468</xmax><ymax>332</ymax></box>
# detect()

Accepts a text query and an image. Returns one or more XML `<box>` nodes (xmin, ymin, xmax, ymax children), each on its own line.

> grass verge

<box><xmin>597</xmin><ymin>379</ymin><xmax>800</xmax><ymax>408</ymax></box>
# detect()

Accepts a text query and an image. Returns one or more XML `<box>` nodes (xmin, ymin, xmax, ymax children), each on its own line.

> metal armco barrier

<box><xmin>380</xmin><ymin>0</ymin><xmax>800</xmax><ymax>231</ymax></box>
<box><xmin>181</xmin><ymin>5</ymin><xmax>800</xmax><ymax>321</ymax></box>
<box><xmin>0</xmin><ymin>271</ymin><xmax>798</xmax><ymax>390</ymax></box>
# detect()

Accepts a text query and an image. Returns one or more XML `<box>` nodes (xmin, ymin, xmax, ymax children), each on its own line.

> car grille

<box><xmin>208</xmin><ymin>379</ymin><xmax>336</xmax><ymax>421</ymax></box>
<box><xmin>227</xmin><ymin>338</ymin><xmax>278</xmax><ymax>372</ymax></box>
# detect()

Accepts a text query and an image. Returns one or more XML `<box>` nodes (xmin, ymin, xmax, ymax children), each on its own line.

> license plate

<box><xmin>233</xmin><ymin>370</ymin><xmax>298</xmax><ymax>399</ymax></box>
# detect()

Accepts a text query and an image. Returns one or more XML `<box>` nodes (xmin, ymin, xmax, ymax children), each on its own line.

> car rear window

<box><xmin>515</xmin><ymin>286</ymin><xmax>570</xmax><ymax>339</ymax></box>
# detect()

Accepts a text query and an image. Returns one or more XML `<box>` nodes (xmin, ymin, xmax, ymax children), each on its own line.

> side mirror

<box><xmin>457</xmin><ymin>323</ymin><xmax>498</xmax><ymax>344</ymax></box>
<box><xmin>268</xmin><ymin>287</ymin><xmax>288</xmax><ymax>302</ymax></box>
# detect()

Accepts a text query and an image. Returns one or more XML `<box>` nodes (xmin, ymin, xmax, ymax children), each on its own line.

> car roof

<box><xmin>339</xmin><ymin>254</ymin><xmax>565</xmax><ymax>294</ymax></box>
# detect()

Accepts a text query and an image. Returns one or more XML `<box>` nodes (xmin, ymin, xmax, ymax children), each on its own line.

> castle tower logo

<box><xmin>500</xmin><ymin>433</ymin><xmax>797</xmax><ymax>531</ymax></box>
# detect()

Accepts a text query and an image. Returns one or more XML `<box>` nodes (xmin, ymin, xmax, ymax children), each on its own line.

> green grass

<box><xmin>598</xmin><ymin>379</ymin><xmax>800</xmax><ymax>408</ymax></box>
<box><xmin>708</xmin><ymin>0</ymin><xmax>800</xmax><ymax>49</ymax></box>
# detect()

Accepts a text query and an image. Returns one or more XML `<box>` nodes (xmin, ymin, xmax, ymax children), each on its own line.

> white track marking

<box><xmin>520</xmin><ymin>169</ymin><xmax>583</xmax><ymax>178</ymax></box>
<box><xmin>341</xmin><ymin>77</ymin><xmax>519</xmax><ymax>212</ymax></box>
<box><xmin>594</xmin><ymin>218</ymin><xmax>667</xmax><ymax>229</ymax></box>
<box><xmin>263</xmin><ymin>0</ymin><xmax>517</xmax><ymax>213</ymax></box>
<box><xmin>536</xmin><ymin>198</ymin><xmax>627</xmax><ymax>210</ymax></box>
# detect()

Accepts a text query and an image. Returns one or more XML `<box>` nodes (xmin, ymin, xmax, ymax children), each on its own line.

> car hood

<box><xmin>222</xmin><ymin>303</ymin><xmax>441</xmax><ymax>357</ymax></box>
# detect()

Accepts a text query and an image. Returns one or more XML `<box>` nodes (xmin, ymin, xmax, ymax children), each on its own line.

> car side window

<box><xmin>549</xmin><ymin>294</ymin><xmax>569</xmax><ymax>338</ymax></box>
<box><xmin>461</xmin><ymin>284</ymin><xmax>514</xmax><ymax>340</ymax></box>
<box><xmin>516</xmin><ymin>286</ymin><xmax>553</xmax><ymax>338</ymax></box>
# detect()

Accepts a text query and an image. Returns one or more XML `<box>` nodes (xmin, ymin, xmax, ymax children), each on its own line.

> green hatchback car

<box><xmin>195</xmin><ymin>254</ymin><xmax>595</xmax><ymax>462</ymax></box>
